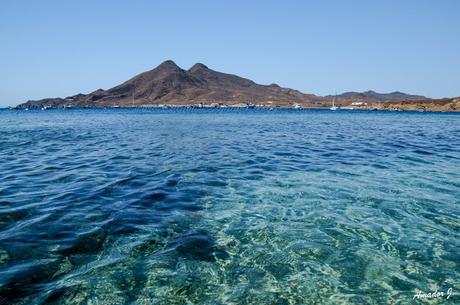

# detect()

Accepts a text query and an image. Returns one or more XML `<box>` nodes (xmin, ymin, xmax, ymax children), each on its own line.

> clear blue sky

<box><xmin>1</xmin><ymin>0</ymin><xmax>459</xmax><ymax>106</ymax></box>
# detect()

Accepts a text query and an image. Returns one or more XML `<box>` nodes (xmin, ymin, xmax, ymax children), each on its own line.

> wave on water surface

<box><xmin>0</xmin><ymin>108</ymin><xmax>459</xmax><ymax>304</ymax></box>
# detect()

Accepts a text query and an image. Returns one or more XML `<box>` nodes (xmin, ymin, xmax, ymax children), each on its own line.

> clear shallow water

<box><xmin>0</xmin><ymin>108</ymin><xmax>459</xmax><ymax>304</ymax></box>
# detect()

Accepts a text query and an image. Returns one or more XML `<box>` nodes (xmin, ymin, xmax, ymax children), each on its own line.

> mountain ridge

<box><xmin>18</xmin><ymin>60</ymin><xmax>447</xmax><ymax>110</ymax></box>
<box><xmin>19</xmin><ymin>60</ymin><xmax>323</xmax><ymax>108</ymax></box>
<box><xmin>329</xmin><ymin>90</ymin><xmax>427</xmax><ymax>101</ymax></box>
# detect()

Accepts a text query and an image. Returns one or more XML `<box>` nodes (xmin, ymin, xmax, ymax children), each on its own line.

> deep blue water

<box><xmin>0</xmin><ymin>108</ymin><xmax>459</xmax><ymax>304</ymax></box>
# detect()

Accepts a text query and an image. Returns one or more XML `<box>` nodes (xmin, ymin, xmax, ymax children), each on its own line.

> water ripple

<box><xmin>0</xmin><ymin>109</ymin><xmax>459</xmax><ymax>304</ymax></box>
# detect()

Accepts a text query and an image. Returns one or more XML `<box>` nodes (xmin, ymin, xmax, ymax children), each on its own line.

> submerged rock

<box><xmin>170</xmin><ymin>231</ymin><xmax>229</xmax><ymax>262</ymax></box>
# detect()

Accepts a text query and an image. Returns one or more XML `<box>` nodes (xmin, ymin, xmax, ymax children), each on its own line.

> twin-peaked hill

<box><xmin>19</xmin><ymin>60</ymin><xmax>323</xmax><ymax>108</ymax></box>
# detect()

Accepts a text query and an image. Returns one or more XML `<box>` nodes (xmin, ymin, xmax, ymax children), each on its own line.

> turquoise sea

<box><xmin>0</xmin><ymin>108</ymin><xmax>459</xmax><ymax>304</ymax></box>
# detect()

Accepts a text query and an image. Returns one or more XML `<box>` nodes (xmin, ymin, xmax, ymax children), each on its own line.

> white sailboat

<box><xmin>330</xmin><ymin>93</ymin><xmax>338</xmax><ymax>111</ymax></box>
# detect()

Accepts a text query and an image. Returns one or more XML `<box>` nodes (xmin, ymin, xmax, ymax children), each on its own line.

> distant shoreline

<box><xmin>14</xmin><ymin>61</ymin><xmax>460</xmax><ymax>113</ymax></box>
<box><xmin>6</xmin><ymin>104</ymin><xmax>460</xmax><ymax>113</ymax></box>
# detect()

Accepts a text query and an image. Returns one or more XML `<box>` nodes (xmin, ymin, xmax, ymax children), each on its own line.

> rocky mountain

<box><xmin>18</xmin><ymin>60</ymin><xmax>324</xmax><ymax>108</ymax></box>
<box><xmin>331</xmin><ymin>90</ymin><xmax>427</xmax><ymax>101</ymax></box>
<box><xmin>18</xmin><ymin>61</ymin><xmax>449</xmax><ymax>110</ymax></box>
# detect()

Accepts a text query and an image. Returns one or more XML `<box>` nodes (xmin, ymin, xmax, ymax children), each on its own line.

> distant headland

<box><xmin>17</xmin><ymin>60</ymin><xmax>460</xmax><ymax>112</ymax></box>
